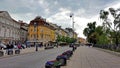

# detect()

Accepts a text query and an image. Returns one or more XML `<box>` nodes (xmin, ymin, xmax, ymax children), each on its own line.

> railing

<box><xmin>93</xmin><ymin>44</ymin><xmax>120</xmax><ymax>52</ymax></box>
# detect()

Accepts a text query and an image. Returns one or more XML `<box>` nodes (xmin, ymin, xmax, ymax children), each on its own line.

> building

<box><xmin>28</xmin><ymin>16</ymin><xmax>56</xmax><ymax>45</ymax></box>
<box><xmin>19</xmin><ymin>20</ymin><xmax>28</xmax><ymax>43</ymax></box>
<box><xmin>78</xmin><ymin>37</ymin><xmax>86</xmax><ymax>44</ymax></box>
<box><xmin>60</xmin><ymin>28</ymin><xmax>68</xmax><ymax>37</ymax></box>
<box><xmin>0</xmin><ymin>11</ymin><xmax>20</xmax><ymax>44</ymax></box>
<box><xmin>49</xmin><ymin>23</ymin><xmax>68</xmax><ymax>38</ymax></box>
<box><xmin>74</xmin><ymin>32</ymin><xmax>77</xmax><ymax>39</ymax></box>
<box><xmin>47</xmin><ymin>23</ymin><xmax>60</xmax><ymax>41</ymax></box>
<box><xmin>65</xmin><ymin>28</ymin><xmax>77</xmax><ymax>39</ymax></box>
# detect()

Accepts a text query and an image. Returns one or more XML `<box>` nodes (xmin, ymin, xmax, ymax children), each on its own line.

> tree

<box><xmin>83</xmin><ymin>22</ymin><xmax>96</xmax><ymax>44</ymax></box>
<box><xmin>99</xmin><ymin>7</ymin><xmax>120</xmax><ymax>46</ymax></box>
<box><xmin>56</xmin><ymin>35</ymin><xmax>76</xmax><ymax>43</ymax></box>
<box><xmin>95</xmin><ymin>26</ymin><xmax>110</xmax><ymax>44</ymax></box>
<box><xmin>100</xmin><ymin>10</ymin><xmax>112</xmax><ymax>31</ymax></box>
<box><xmin>109</xmin><ymin>8</ymin><xmax>120</xmax><ymax>30</ymax></box>
<box><xmin>109</xmin><ymin>8</ymin><xmax>120</xmax><ymax>46</ymax></box>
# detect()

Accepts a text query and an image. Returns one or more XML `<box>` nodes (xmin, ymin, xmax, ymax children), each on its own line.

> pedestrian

<box><xmin>17</xmin><ymin>44</ymin><xmax>21</xmax><ymax>49</ymax></box>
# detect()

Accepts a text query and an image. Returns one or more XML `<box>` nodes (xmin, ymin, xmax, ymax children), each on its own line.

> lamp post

<box><xmin>34</xmin><ymin>22</ymin><xmax>38</xmax><ymax>51</ymax></box>
<box><xmin>70</xmin><ymin>13</ymin><xmax>75</xmax><ymax>39</ymax></box>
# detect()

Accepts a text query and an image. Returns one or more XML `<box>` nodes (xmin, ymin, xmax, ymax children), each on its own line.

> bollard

<box><xmin>0</xmin><ymin>51</ymin><xmax>4</xmax><ymax>57</ymax></box>
<box><xmin>15</xmin><ymin>49</ymin><xmax>20</xmax><ymax>54</ymax></box>
<box><xmin>7</xmin><ymin>49</ymin><xmax>13</xmax><ymax>55</ymax></box>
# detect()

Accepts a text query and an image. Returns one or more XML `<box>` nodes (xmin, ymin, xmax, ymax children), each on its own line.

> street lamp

<box><xmin>70</xmin><ymin>13</ymin><xmax>75</xmax><ymax>38</ymax></box>
<box><xmin>34</xmin><ymin>22</ymin><xmax>38</xmax><ymax>51</ymax></box>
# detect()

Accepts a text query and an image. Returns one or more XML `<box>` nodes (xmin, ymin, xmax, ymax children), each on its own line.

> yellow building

<box><xmin>74</xmin><ymin>32</ymin><xmax>77</xmax><ymax>39</ymax></box>
<box><xmin>28</xmin><ymin>16</ymin><xmax>55</xmax><ymax>45</ymax></box>
<box><xmin>78</xmin><ymin>37</ymin><xmax>86</xmax><ymax>44</ymax></box>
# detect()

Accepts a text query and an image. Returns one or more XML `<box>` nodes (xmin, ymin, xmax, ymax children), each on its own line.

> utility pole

<box><xmin>70</xmin><ymin>13</ymin><xmax>75</xmax><ymax>39</ymax></box>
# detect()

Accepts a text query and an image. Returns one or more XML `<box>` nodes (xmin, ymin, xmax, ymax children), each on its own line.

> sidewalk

<box><xmin>62</xmin><ymin>46</ymin><xmax>120</xmax><ymax>68</ymax></box>
<box><xmin>0</xmin><ymin>47</ymin><xmax>44</xmax><ymax>58</ymax></box>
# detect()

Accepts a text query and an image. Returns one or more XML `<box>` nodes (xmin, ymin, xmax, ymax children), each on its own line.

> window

<box><xmin>41</xmin><ymin>34</ymin><xmax>43</xmax><ymax>39</ymax></box>
<box><xmin>31</xmin><ymin>34</ymin><xmax>32</xmax><ymax>38</ymax></box>
<box><xmin>34</xmin><ymin>28</ymin><xmax>36</xmax><ymax>32</ymax></box>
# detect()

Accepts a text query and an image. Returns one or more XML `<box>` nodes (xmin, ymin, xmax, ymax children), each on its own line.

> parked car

<box><xmin>0</xmin><ymin>43</ymin><xmax>7</xmax><ymax>49</ymax></box>
<box><xmin>21</xmin><ymin>44</ymin><xmax>26</xmax><ymax>49</ymax></box>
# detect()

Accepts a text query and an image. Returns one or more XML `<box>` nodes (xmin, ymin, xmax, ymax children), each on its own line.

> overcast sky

<box><xmin>0</xmin><ymin>0</ymin><xmax>120</xmax><ymax>38</ymax></box>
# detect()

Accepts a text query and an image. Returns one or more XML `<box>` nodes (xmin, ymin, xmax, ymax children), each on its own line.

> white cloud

<box><xmin>74</xmin><ymin>9</ymin><xmax>86</xmax><ymax>17</ymax></box>
<box><xmin>105</xmin><ymin>2</ymin><xmax>120</xmax><ymax>10</ymax></box>
<box><xmin>11</xmin><ymin>13</ymin><xmax>37</xmax><ymax>23</ymax></box>
<box><xmin>2</xmin><ymin>0</ymin><xmax>120</xmax><ymax>39</ymax></box>
<box><xmin>54</xmin><ymin>1</ymin><xmax>58</xmax><ymax>5</ymax></box>
<box><xmin>47</xmin><ymin>8</ymin><xmax>90</xmax><ymax>38</ymax></box>
<box><xmin>47</xmin><ymin>8</ymin><xmax>103</xmax><ymax>38</ymax></box>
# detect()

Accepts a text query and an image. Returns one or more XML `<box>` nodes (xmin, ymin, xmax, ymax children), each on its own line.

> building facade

<box><xmin>74</xmin><ymin>32</ymin><xmax>77</xmax><ymax>39</ymax></box>
<box><xmin>28</xmin><ymin>16</ymin><xmax>55</xmax><ymax>45</ymax></box>
<box><xmin>0</xmin><ymin>11</ymin><xmax>20</xmax><ymax>44</ymax></box>
<box><xmin>65</xmin><ymin>28</ymin><xmax>74</xmax><ymax>38</ymax></box>
<box><xmin>60</xmin><ymin>29</ymin><xmax>68</xmax><ymax>37</ymax></box>
<box><xmin>19</xmin><ymin>20</ymin><xmax>28</xmax><ymax>43</ymax></box>
<box><xmin>78</xmin><ymin>37</ymin><xmax>86</xmax><ymax>44</ymax></box>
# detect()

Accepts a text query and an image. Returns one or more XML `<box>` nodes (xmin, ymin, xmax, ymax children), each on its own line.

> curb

<box><xmin>94</xmin><ymin>47</ymin><xmax>120</xmax><ymax>57</ymax></box>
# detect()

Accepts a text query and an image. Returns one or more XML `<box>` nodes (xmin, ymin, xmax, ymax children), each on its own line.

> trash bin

<box><xmin>7</xmin><ymin>49</ymin><xmax>13</xmax><ymax>55</ymax></box>
<box><xmin>0</xmin><ymin>51</ymin><xmax>4</xmax><ymax>57</ymax></box>
<box><xmin>56</xmin><ymin>55</ymin><xmax>67</xmax><ymax>66</ymax></box>
<box><xmin>45</xmin><ymin>60</ymin><xmax>61</xmax><ymax>68</ymax></box>
<box><xmin>15</xmin><ymin>49</ymin><xmax>20</xmax><ymax>54</ymax></box>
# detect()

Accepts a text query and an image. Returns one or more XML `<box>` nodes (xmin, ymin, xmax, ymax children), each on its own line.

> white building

<box><xmin>65</xmin><ymin>28</ymin><xmax>74</xmax><ymax>38</ymax></box>
<box><xmin>0</xmin><ymin>11</ymin><xmax>20</xmax><ymax>44</ymax></box>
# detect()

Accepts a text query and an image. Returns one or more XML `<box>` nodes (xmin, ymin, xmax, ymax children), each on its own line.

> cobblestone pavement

<box><xmin>62</xmin><ymin>46</ymin><xmax>120</xmax><ymax>68</ymax></box>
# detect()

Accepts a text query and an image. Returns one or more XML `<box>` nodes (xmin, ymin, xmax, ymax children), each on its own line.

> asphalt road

<box><xmin>0</xmin><ymin>47</ymin><xmax>71</xmax><ymax>68</ymax></box>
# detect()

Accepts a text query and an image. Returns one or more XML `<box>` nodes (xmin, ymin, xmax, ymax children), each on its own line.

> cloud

<box><xmin>47</xmin><ymin>8</ymin><xmax>71</xmax><ymax>28</ymax></box>
<box><xmin>11</xmin><ymin>13</ymin><xmax>37</xmax><ymax>23</ymax></box>
<box><xmin>1</xmin><ymin>0</ymin><xmax>120</xmax><ymax>39</ymax></box>
<box><xmin>47</xmin><ymin>8</ymin><xmax>97</xmax><ymax>38</ymax></box>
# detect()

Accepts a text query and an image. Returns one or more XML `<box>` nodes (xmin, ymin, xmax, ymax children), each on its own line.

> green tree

<box><xmin>99</xmin><ymin>7</ymin><xmax>120</xmax><ymax>46</ymax></box>
<box><xmin>94</xmin><ymin>26</ymin><xmax>110</xmax><ymax>44</ymax></box>
<box><xmin>56</xmin><ymin>35</ymin><xmax>76</xmax><ymax>43</ymax></box>
<box><xmin>109</xmin><ymin>8</ymin><xmax>120</xmax><ymax>46</ymax></box>
<box><xmin>83</xmin><ymin>22</ymin><xmax>96</xmax><ymax>44</ymax></box>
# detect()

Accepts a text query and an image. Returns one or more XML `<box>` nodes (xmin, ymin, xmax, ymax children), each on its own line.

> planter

<box><xmin>56</xmin><ymin>55</ymin><xmax>67</xmax><ymax>66</ymax></box>
<box><xmin>45</xmin><ymin>60</ymin><xmax>61</xmax><ymax>68</ymax></box>
<box><xmin>63</xmin><ymin>50</ymin><xmax>73</xmax><ymax>57</ymax></box>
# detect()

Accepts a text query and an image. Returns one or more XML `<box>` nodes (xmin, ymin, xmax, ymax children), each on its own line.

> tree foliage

<box><xmin>83</xmin><ymin>21</ymin><xmax>97</xmax><ymax>44</ymax></box>
<box><xmin>56</xmin><ymin>35</ymin><xmax>76</xmax><ymax>43</ymax></box>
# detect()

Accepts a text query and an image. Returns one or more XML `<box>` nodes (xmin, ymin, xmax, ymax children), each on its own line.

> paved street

<box><xmin>1</xmin><ymin>46</ymin><xmax>120</xmax><ymax>68</ymax></box>
<box><xmin>62</xmin><ymin>46</ymin><xmax>120</xmax><ymax>68</ymax></box>
<box><xmin>0</xmin><ymin>47</ymin><xmax>71</xmax><ymax>68</ymax></box>
<box><xmin>1</xmin><ymin>47</ymin><xmax>44</xmax><ymax>58</ymax></box>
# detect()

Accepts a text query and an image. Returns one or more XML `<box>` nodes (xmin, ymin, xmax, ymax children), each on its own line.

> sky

<box><xmin>0</xmin><ymin>0</ymin><xmax>120</xmax><ymax>38</ymax></box>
